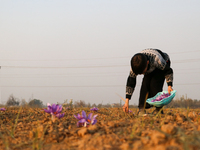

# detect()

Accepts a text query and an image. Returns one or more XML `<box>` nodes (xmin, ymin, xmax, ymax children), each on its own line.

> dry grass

<box><xmin>0</xmin><ymin>107</ymin><xmax>200</xmax><ymax>150</ymax></box>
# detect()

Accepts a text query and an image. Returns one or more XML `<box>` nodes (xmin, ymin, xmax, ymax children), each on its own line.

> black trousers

<box><xmin>138</xmin><ymin>69</ymin><xmax>165</xmax><ymax>109</ymax></box>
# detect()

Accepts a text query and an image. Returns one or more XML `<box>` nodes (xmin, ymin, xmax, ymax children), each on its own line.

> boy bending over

<box><xmin>123</xmin><ymin>48</ymin><xmax>173</xmax><ymax>115</ymax></box>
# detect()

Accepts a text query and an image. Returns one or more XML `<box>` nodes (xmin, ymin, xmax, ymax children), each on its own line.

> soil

<box><xmin>0</xmin><ymin>107</ymin><xmax>200</xmax><ymax>150</ymax></box>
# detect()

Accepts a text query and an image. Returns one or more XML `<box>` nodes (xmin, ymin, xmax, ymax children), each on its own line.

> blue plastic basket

<box><xmin>146</xmin><ymin>90</ymin><xmax>176</xmax><ymax>107</ymax></box>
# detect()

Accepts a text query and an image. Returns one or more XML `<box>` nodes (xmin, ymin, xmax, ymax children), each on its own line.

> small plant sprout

<box><xmin>44</xmin><ymin>103</ymin><xmax>65</xmax><ymax>122</ymax></box>
<box><xmin>74</xmin><ymin>110</ymin><xmax>97</xmax><ymax>127</ymax></box>
<box><xmin>0</xmin><ymin>108</ymin><xmax>6</xmax><ymax>111</ymax></box>
<box><xmin>90</xmin><ymin>107</ymin><xmax>99</xmax><ymax>112</ymax></box>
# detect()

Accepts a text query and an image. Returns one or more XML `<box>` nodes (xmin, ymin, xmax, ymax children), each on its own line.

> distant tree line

<box><xmin>71</xmin><ymin>100</ymin><xmax>137</xmax><ymax>108</ymax></box>
<box><xmin>4</xmin><ymin>94</ymin><xmax>44</xmax><ymax>108</ymax></box>
<box><xmin>166</xmin><ymin>95</ymin><xmax>200</xmax><ymax>108</ymax></box>
<box><xmin>2</xmin><ymin>94</ymin><xmax>200</xmax><ymax>108</ymax></box>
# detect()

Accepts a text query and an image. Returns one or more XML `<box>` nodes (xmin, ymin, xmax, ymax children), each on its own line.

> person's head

<box><xmin>131</xmin><ymin>53</ymin><xmax>149</xmax><ymax>75</ymax></box>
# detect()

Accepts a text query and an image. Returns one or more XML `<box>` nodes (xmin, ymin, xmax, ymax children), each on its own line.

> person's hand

<box><xmin>122</xmin><ymin>98</ymin><xmax>129</xmax><ymax>113</ymax></box>
<box><xmin>168</xmin><ymin>86</ymin><xmax>173</xmax><ymax>94</ymax></box>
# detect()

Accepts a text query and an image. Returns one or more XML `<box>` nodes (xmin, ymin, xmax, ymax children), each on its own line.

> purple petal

<box><xmin>47</xmin><ymin>103</ymin><xmax>51</xmax><ymax>106</ymax></box>
<box><xmin>51</xmin><ymin>104</ymin><xmax>57</xmax><ymax>113</ymax></box>
<box><xmin>77</xmin><ymin>114</ymin><xmax>82</xmax><ymax>120</ymax></box>
<box><xmin>56</xmin><ymin>113</ymin><xmax>65</xmax><ymax>119</ymax></box>
<box><xmin>74</xmin><ymin>114</ymin><xmax>82</xmax><ymax>120</ymax></box>
<box><xmin>55</xmin><ymin>113</ymin><xmax>60</xmax><ymax>118</ymax></box>
<box><xmin>92</xmin><ymin>114</ymin><xmax>98</xmax><ymax>119</ymax></box>
<box><xmin>44</xmin><ymin>109</ymin><xmax>51</xmax><ymax>114</ymax></box>
<box><xmin>79</xmin><ymin>119</ymin><xmax>86</xmax><ymax>123</ymax></box>
<box><xmin>0</xmin><ymin>108</ymin><xmax>6</xmax><ymax>111</ymax></box>
<box><xmin>74</xmin><ymin>114</ymin><xmax>79</xmax><ymax>120</ymax></box>
<box><xmin>57</xmin><ymin>105</ymin><xmax>62</xmax><ymax>113</ymax></box>
<box><xmin>77</xmin><ymin>122</ymin><xmax>80</xmax><ymax>127</ymax></box>
<box><xmin>90</xmin><ymin>107</ymin><xmax>98</xmax><ymax>111</ymax></box>
<box><xmin>46</xmin><ymin>106</ymin><xmax>52</xmax><ymax>113</ymax></box>
<box><xmin>88</xmin><ymin>113</ymin><xmax>93</xmax><ymax>120</ymax></box>
<box><xmin>47</xmin><ymin>105</ymin><xmax>52</xmax><ymax>110</ymax></box>
<box><xmin>91</xmin><ymin>119</ymin><xmax>97</xmax><ymax>125</ymax></box>
<box><xmin>91</xmin><ymin>114</ymin><xmax>97</xmax><ymax>125</ymax></box>
<box><xmin>82</xmin><ymin>110</ymin><xmax>87</xmax><ymax>119</ymax></box>
<box><xmin>60</xmin><ymin>113</ymin><xmax>65</xmax><ymax>118</ymax></box>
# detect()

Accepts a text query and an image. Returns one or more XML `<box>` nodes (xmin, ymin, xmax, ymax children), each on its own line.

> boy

<box><xmin>123</xmin><ymin>48</ymin><xmax>173</xmax><ymax>115</ymax></box>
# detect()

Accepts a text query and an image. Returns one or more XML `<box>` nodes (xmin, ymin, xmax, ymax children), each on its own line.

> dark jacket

<box><xmin>126</xmin><ymin>48</ymin><xmax>173</xmax><ymax>99</ymax></box>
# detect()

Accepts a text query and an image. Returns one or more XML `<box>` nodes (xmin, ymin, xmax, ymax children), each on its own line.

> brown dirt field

<box><xmin>0</xmin><ymin>107</ymin><xmax>200</xmax><ymax>150</ymax></box>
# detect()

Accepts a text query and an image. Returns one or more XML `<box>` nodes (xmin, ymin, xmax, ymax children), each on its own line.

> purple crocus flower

<box><xmin>129</xmin><ymin>110</ymin><xmax>133</xmax><ymax>113</ymax></box>
<box><xmin>74</xmin><ymin>110</ymin><xmax>87</xmax><ymax>127</ymax></box>
<box><xmin>74</xmin><ymin>110</ymin><xmax>97</xmax><ymax>127</ymax></box>
<box><xmin>66</xmin><ymin>107</ymin><xmax>70</xmax><ymax>110</ymax></box>
<box><xmin>0</xmin><ymin>108</ymin><xmax>6</xmax><ymax>111</ymax></box>
<box><xmin>90</xmin><ymin>107</ymin><xmax>99</xmax><ymax>112</ymax></box>
<box><xmin>151</xmin><ymin>93</ymin><xmax>171</xmax><ymax>102</ymax></box>
<box><xmin>44</xmin><ymin>103</ymin><xmax>64</xmax><ymax>121</ymax></box>
<box><xmin>56</xmin><ymin>113</ymin><xmax>65</xmax><ymax>119</ymax></box>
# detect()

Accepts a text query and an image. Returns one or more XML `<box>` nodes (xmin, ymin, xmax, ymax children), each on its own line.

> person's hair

<box><xmin>131</xmin><ymin>53</ymin><xmax>147</xmax><ymax>75</ymax></box>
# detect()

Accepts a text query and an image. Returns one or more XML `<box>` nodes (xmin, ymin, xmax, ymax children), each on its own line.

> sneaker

<box><xmin>152</xmin><ymin>107</ymin><xmax>164</xmax><ymax>115</ymax></box>
<box><xmin>138</xmin><ymin>109</ymin><xmax>148</xmax><ymax>117</ymax></box>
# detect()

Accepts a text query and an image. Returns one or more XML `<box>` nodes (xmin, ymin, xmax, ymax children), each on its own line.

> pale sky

<box><xmin>0</xmin><ymin>0</ymin><xmax>200</xmax><ymax>105</ymax></box>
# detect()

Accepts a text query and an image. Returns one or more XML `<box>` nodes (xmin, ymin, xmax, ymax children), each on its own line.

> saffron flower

<box><xmin>74</xmin><ymin>110</ymin><xmax>97</xmax><ymax>127</ymax></box>
<box><xmin>151</xmin><ymin>93</ymin><xmax>171</xmax><ymax>102</ymax></box>
<box><xmin>0</xmin><ymin>108</ymin><xmax>6</xmax><ymax>111</ymax></box>
<box><xmin>90</xmin><ymin>107</ymin><xmax>99</xmax><ymax>112</ymax></box>
<box><xmin>66</xmin><ymin>107</ymin><xmax>71</xmax><ymax>110</ymax></box>
<box><xmin>44</xmin><ymin>103</ymin><xmax>65</xmax><ymax>121</ymax></box>
<box><xmin>128</xmin><ymin>110</ymin><xmax>135</xmax><ymax>115</ymax></box>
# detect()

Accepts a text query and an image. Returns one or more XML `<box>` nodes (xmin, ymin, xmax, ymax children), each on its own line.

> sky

<box><xmin>0</xmin><ymin>0</ymin><xmax>200</xmax><ymax>106</ymax></box>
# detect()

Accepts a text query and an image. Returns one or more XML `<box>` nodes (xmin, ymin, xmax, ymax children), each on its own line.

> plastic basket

<box><xmin>146</xmin><ymin>90</ymin><xmax>177</xmax><ymax>107</ymax></box>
